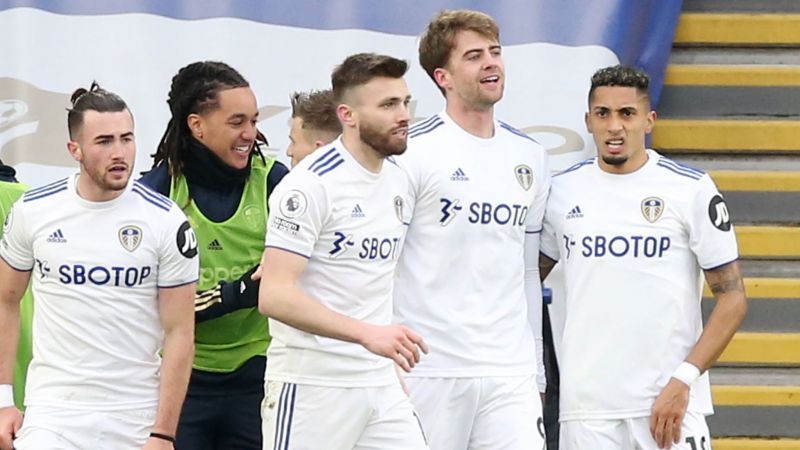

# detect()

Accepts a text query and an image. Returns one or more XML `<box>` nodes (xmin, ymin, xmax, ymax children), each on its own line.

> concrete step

<box><xmin>704</xmin><ymin>277</ymin><xmax>800</xmax><ymax>333</ymax></box>
<box><xmin>715</xmin><ymin>439</ymin><xmax>800</xmax><ymax>450</ymax></box>
<box><xmin>658</xmin><ymin>86</ymin><xmax>800</xmax><ymax>118</ymax></box>
<box><xmin>665</xmin><ymin>154</ymin><xmax>800</xmax><ymax>172</ymax></box>
<box><xmin>652</xmin><ymin>119</ymin><xmax>800</xmax><ymax>153</ymax></box>
<box><xmin>665</xmin><ymin>65</ymin><xmax>800</xmax><ymax>86</ymax></box>
<box><xmin>711</xmin><ymin>367</ymin><xmax>800</xmax><ymax>386</ymax></box>
<box><xmin>741</xmin><ymin>261</ymin><xmax>800</xmax><ymax>278</ymax></box>
<box><xmin>709</xmin><ymin>383</ymin><xmax>800</xmax><ymax>438</ymax></box>
<box><xmin>703</xmin><ymin>278</ymin><xmax>800</xmax><ymax>298</ymax></box>
<box><xmin>719</xmin><ymin>332</ymin><xmax>800</xmax><ymax>365</ymax></box>
<box><xmin>737</xmin><ymin>226</ymin><xmax>800</xmax><ymax>259</ymax></box>
<box><xmin>710</xmin><ymin>171</ymin><xmax>800</xmax><ymax>191</ymax></box>
<box><xmin>674</xmin><ymin>13</ymin><xmax>800</xmax><ymax>47</ymax></box>
<box><xmin>670</xmin><ymin>48</ymin><xmax>800</xmax><ymax>65</ymax></box>
<box><xmin>683</xmin><ymin>0</ymin><xmax>800</xmax><ymax>14</ymax></box>
<box><xmin>714</xmin><ymin>440</ymin><xmax>800</xmax><ymax>450</ymax></box>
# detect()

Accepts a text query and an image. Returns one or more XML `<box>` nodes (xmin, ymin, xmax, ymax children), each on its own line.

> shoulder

<box><xmin>137</xmin><ymin>164</ymin><xmax>171</xmax><ymax>195</ymax></box>
<box><xmin>130</xmin><ymin>180</ymin><xmax>180</xmax><ymax>214</ymax></box>
<box><xmin>408</xmin><ymin>114</ymin><xmax>445</xmax><ymax>141</ymax></box>
<box><xmin>21</xmin><ymin>177</ymin><xmax>70</xmax><ymax>208</ymax></box>
<box><xmin>497</xmin><ymin>120</ymin><xmax>539</xmax><ymax>146</ymax></box>
<box><xmin>651</xmin><ymin>153</ymin><xmax>707</xmax><ymax>185</ymax></box>
<box><xmin>553</xmin><ymin>157</ymin><xmax>597</xmax><ymax>181</ymax></box>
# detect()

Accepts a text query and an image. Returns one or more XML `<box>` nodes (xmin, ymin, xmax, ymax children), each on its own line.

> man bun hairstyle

<box><xmin>67</xmin><ymin>81</ymin><xmax>128</xmax><ymax>139</ymax></box>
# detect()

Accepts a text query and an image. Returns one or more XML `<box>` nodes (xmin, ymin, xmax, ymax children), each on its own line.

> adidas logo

<box><xmin>46</xmin><ymin>229</ymin><xmax>67</xmax><ymax>243</ymax></box>
<box><xmin>450</xmin><ymin>168</ymin><xmax>469</xmax><ymax>181</ymax></box>
<box><xmin>207</xmin><ymin>239</ymin><xmax>223</xmax><ymax>251</ymax></box>
<box><xmin>566</xmin><ymin>206</ymin><xmax>584</xmax><ymax>219</ymax></box>
<box><xmin>351</xmin><ymin>204</ymin><xmax>365</xmax><ymax>218</ymax></box>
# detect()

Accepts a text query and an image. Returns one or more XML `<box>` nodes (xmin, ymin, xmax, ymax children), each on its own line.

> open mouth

<box><xmin>108</xmin><ymin>164</ymin><xmax>128</xmax><ymax>174</ymax></box>
<box><xmin>233</xmin><ymin>144</ymin><xmax>252</xmax><ymax>154</ymax></box>
<box><xmin>606</xmin><ymin>138</ymin><xmax>624</xmax><ymax>151</ymax></box>
<box><xmin>391</xmin><ymin>127</ymin><xmax>408</xmax><ymax>137</ymax></box>
<box><xmin>480</xmin><ymin>75</ymin><xmax>500</xmax><ymax>84</ymax></box>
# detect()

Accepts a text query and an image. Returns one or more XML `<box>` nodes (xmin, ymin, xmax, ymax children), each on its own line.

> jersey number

<box><xmin>685</xmin><ymin>436</ymin><xmax>708</xmax><ymax>450</ymax></box>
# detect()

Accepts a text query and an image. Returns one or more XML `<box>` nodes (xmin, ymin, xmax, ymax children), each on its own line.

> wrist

<box><xmin>672</xmin><ymin>361</ymin><xmax>701</xmax><ymax>387</ymax></box>
<box><xmin>149</xmin><ymin>431</ymin><xmax>176</xmax><ymax>444</ymax></box>
<box><xmin>0</xmin><ymin>384</ymin><xmax>13</xmax><ymax>408</ymax></box>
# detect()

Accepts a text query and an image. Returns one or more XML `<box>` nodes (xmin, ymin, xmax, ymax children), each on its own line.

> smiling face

<box><xmin>435</xmin><ymin>30</ymin><xmax>505</xmax><ymax>112</ymax></box>
<box><xmin>586</xmin><ymin>85</ymin><xmax>656</xmax><ymax>174</ymax></box>
<box><xmin>188</xmin><ymin>86</ymin><xmax>259</xmax><ymax>169</ymax></box>
<box><xmin>68</xmin><ymin>109</ymin><xmax>136</xmax><ymax>200</ymax></box>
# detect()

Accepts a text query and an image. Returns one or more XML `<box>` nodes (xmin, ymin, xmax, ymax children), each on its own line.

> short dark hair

<box><xmin>419</xmin><ymin>10</ymin><xmax>500</xmax><ymax>95</ymax></box>
<box><xmin>290</xmin><ymin>90</ymin><xmax>341</xmax><ymax>135</ymax></box>
<box><xmin>589</xmin><ymin>65</ymin><xmax>651</xmax><ymax>103</ymax></box>
<box><xmin>331</xmin><ymin>53</ymin><xmax>408</xmax><ymax>102</ymax></box>
<box><xmin>67</xmin><ymin>82</ymin><xmax>129</xmax><ymax>139</ymax></box>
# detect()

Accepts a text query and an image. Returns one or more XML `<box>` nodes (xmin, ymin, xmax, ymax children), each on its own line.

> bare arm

<box><xmin>650</xmin><ymin>260</ymin><xmax>747</xmax><ymax>448</ymax></box>
<box><xmin>0</xmin><ymin>259</ymin><xmax>30</xmax><ymax>448</ymax></box>
<box><xmin>688</xmin><ymin>260</ymin><xmax>747</xmax><ymax>371</ymax></box>
<box><xmin>148</xmin><ymin>283</ymin><xmax>195</xmax><ymax>442</ymax></box>
<box><xmin>258</xmin><ymin>247</ymin><xmax>427</xmax><ymax>371</ymax></box>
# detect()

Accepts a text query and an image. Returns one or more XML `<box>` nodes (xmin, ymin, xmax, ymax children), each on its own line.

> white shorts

<box><xmin>13</xmin><ymin>405</ymin><xmax>155</xmax><ymax>450</ymax></box>
<box><xmin>560</xmin><ymin>410</ymin><xmax>712</xmax><ymax>450</ymax></box>
<box><xmin>405</xmin><ymin>375</ymin><xmax>545</xmax><ymax>450</ymax></box>
<box><xmin>261</xmin><ymin>381</ymin><xmax>427</xmax><ymax>450</ymax></box>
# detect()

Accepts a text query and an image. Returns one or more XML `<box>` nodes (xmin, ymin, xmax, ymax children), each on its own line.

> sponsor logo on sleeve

<box><xmin>708</xmin><ymin>194</ymin><xmax>731</xmax><ymax>231</ymax></box>
<box><xmin>271</xmin><ymin>217</ymin><xmax>301</xmax><ymax>236</ymax></box>
<box><xmin>176</xmin><ymin>221</ymin><xmax>198</xmax><ymax>258</ymax></box>
<box><xmin>279</xmin><ymin>190</ymin><xmax>307</xmax><ymax>219</ymax></box>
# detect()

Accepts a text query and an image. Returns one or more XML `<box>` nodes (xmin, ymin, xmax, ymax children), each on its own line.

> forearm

<box><xmin>260</xmin><ymin>283</ymin><xmax>370</xmax><ymax>345</ymax></box>
<box><xmin>686</xmin><ymin>261</ymin><xmax>747</xmax><ymax>372</ymax></box>
<box><xmin>151</xmin><ymin>327</ymin><xmax>194</xmax><ymax>435</ymax></box>
<box><xmin>195</xmin><ymin>264</ymin><xmax>261</xmax><ymax>323</ymax></box>
<box><xmin>0</xmin><ymin>301</ymin><xmax>20</xmax><ymax>383</ymax></box>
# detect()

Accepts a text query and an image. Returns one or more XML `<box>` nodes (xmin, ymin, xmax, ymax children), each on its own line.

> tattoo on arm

<box><xmin>705</xmin><ymin>261</ymin><xmax>744</xmax><ymax>295</ymax></box>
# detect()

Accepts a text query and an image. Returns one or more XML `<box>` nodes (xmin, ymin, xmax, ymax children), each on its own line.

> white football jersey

<box><xmin>264</xmin><ymin>137</ymin><xmax>410</xmax><ymax>387</ymax></box>
<box><xmin>0</xmin><ymin>174</ymin><xmax>198</xmax><ymax>411</ymax></box>
<box><xmin>541</xmin><ymin>150</ymin><xmax>738</xmax><ymax>421</ymax></box>
<box><xmin>393</xmin><ymin>112</ymin><xmax>550</xmax><ymax>378</ymax></box>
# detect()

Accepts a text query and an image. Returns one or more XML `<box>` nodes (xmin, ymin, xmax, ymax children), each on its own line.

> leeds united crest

<box><xmin>119</xmin><ymin>225</ymin><xmax>142</xmax><ymax>252</ymax></box>
<box><xmin>515</xmin><ymin>165</ymin><xmax>533</xmax><ymax>191</ymax></box>
<box><xmin>641</xmin><ymin>197</ymin><xmax>664</xmax><ymax>223</ymax></box>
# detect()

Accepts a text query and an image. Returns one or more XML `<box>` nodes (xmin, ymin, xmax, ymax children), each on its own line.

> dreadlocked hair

<box><xmin>152</xmin><ymin>61</ymin><xmax>268</xmax><ymax>179</ymax></box>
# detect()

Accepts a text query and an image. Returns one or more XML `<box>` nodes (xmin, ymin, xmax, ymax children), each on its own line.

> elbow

<box><xmin>258</xmin><ymin>282</ymin><xmax>280</xmax><ymax>317</ymax></box>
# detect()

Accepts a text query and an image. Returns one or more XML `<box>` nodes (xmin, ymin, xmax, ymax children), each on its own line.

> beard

<box><xmin>88</xmin><ymin>165</ymin><xmax>131</xmax><ymax>193</ymax></box>
<box><xmin>602</xmin><ymin>154</ymin><xmax>629</xmax><ymax>166</ymax></box>
<box><xmin>359</xmin><ymin>120</ymin><xmax>407</xmax><ymax>157</ymax></box>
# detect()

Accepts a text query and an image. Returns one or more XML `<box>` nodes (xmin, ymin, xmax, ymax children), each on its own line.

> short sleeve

<box><xmin>265</xmin><ymin>170</ymin><xmax>328</xmax><ymax>258</ymax></box>
<box><xmin>0</xmin><ymin>199</ymin><xmax>34</xmax><ymax>271</ymax></box>
<box><xmin>525</xmin><ymin>148</ymin><xmax>551</xmax><ymax>234</ymax></box>
<box><xmin>688</xmin><ymin>175</ymin><xmax>739</xmax><ymax>270</ymax></box>
<box><xmin>157</xmin><ymin>205</ymin><xmax>200</xmax><ymax>288</ymax></box>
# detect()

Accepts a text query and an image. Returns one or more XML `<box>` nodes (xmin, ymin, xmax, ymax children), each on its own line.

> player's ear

<box><xmin>313</xmin><ymin>139</ymin><xmax>326</xmax><ymax>149</ymax></box>
<box><xmin>187</xmin><ymin>113</ymin><xmax>203</xmax><ymax>140</ymax></box>
<box><xmin>336</xmin><ymin>104</ymin><xmax>356</xmax><ymax>128</ymax></box>
<box><xmin>584</xmin><ymin>112</ymin><xmax>592</xmax><ymax>133</ymax></box>
<box><xmin>67</xmin><ymin>140</ymin><xmax>82</xmax><ymax>162</ymax></box>
<box><xmin>433</xmin><ymin>67</ymin><xmax>450</xmax><ymax>92</ymax></box>
<box><xmin>645</xmin><ymin>110</ymin><xmax>657</xmax><ymax>134</ymax></box>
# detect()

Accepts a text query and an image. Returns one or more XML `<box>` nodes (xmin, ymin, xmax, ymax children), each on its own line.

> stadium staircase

<box><xmin>656</xmin><ymin>1</ymin><xmax>800</xmax><ymax>448</ymax></box>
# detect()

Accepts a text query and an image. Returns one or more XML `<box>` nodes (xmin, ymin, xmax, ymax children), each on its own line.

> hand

<box><xmin>359</xmin><ymin>324</ymin><xmax>428</xmax><ymax>372</ymax></box>
<box><xmin>142</xmin><ymin>436</ymin><xmax>174</xmax><ymax>450</ymax></box>
<box><xmin>0</xmin><ymin>406</ymin><xmax>23</xmax><ymax>450</ymax></box>
<box><xmin>251</xmin><ymin>264</ymin><xmax>262</xmax><ymax>281</ymax></box>
<box><xmin>650</xmin><ymin>377</ymin><xmax>690</xmax><ymax>449</ymax></box>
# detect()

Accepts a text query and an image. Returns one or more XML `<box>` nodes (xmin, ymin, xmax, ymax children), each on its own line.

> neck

<box><xmin>598</xmin><ymin>148</ymin><xmax>649</xmax><ymax>175</ymax></box>
<box><xmin>75</xmin><ymin>173</ymin><xmax>125</xmax><ymax>202</ymax></box>
<box><xmin>341</xmin><ymin>131</ymin><xmax>383</xmax><ymax>173</ymax></box>
<box><xmin>446</xmin><ymin>101</ymin><xmax>495</xmax><ymax>138</ymax></box>
<box><xmin>183</xmin><ymin>137</ymin><xmax>251</xmax><ymax>187</ymax></box>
